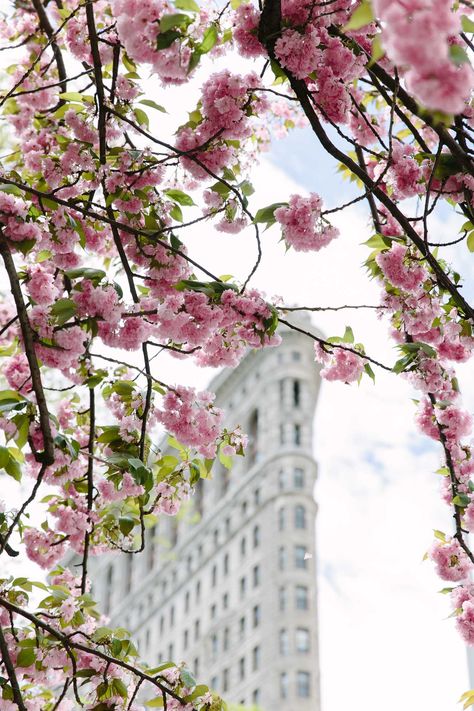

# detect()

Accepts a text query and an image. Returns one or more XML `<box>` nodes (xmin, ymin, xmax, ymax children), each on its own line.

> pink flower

<box><xmin>430</xmin><ymin>538</ymin><xmax>472</xmax><ymax>582</ymax></box>
<box><xmin>157</xmin><ymin>387</ymin><xmax>224</xmax><ymax>458</ymax></box>
<box><xmin>274</xmin><ymin>193</ymin><xmax>338</xmax><ymax>252</ymax></box>
<box><xmin>376</xmin><ymin>243</ymin><xmax>427</xmax><ymax>292</ymax></box>
<box><xmin>314</xmin><ymin>343</ymin><xmax>365</xmax><ymax>383</ymax></box>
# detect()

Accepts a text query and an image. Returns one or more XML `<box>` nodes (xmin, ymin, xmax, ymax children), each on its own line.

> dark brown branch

<box><xmin>0</xmin><ymin>625</ymin><xmax>27</xmax><ymax>711</ymax></box>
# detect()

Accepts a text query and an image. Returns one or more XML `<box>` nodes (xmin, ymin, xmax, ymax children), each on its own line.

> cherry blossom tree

<box><xmin>1</xmin><ymin>0</ymin><xmax>474</xmax><ymax>708</ymax></box>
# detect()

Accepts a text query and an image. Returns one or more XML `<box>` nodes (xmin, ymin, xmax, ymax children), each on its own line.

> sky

<box><xmin>2</xmin><ymin>26</ymin><xmax>474</xmax><ymax>711</ymax></box>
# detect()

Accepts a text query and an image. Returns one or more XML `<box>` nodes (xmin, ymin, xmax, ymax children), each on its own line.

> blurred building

<box><xmin>89</xmin><ymin>318</ymin><xmax>322</xmax><ymax>710</ymax></box>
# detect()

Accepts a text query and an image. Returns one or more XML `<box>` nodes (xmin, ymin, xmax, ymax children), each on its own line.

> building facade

<box><xmin>90</xmin><ymin>318</ymin><xmax>322</xmax><ymax>710</ymax></box>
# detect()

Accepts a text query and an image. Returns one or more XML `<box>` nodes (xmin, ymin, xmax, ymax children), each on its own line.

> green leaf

<box><xmin>174</xmin><ymin>0</ymin><xmax>200</xmax><ymax>11</ymax></box>
<box><xmin>363</xmin><ymin>362</ymin><xmax>375</xmax><ymax>382</ymax></box>
<box><xmin>240</xmin><ymin>180</ymin><xmax>254</xmax><ymax>197</ymax></box>
<box><xmin>342</xmin><ymin>326</ymin><xmax>354</xmax><ymax>344</ymax></box>
<box><xmin>145</xmin><ymin>698</ymin><xmax>164</xmax><ymax>708</ymax></box>
<box><xmin>164</xmin><ymin>189</ymin><xmax>195</xmax><ymax>206</ymax></box>
<box><xmin>139</xmin><ymin>99</ymin><xmax>167</xmax><ymax>113</ymax></box>
<box><xmin>0</xmin><ymin>446</ymin><xmax>10</xmax><ymax>469</ymax></box>
<box><xmin>16</xmin><ymin>648</ymin><xmax>35</xmax><ymax>667</ymax></box>
<box><xmin>449</xmin><ymin>44</ymin><xmax>470</xmax><ymax>65</ymax></box>
<box><xmin>343</xmin><ymin>0</ymin><xmax>374</xmax><ymax>31</ymax></box>
<box><xmin>160</xmin><ymin>13</ymin><xmax>192</xmax><ymax>32</ymax></box>
<box><xmin>467</xmin><ymin>231</ymin><xmax>474</xmax><ymax>252</ymax></box>
<box><xmin>198</xmin><ymin>24</ymin><xmax>218</xmax><ymax>53</ymax></box>
<box><xmin>453</xmin><ymin>494</ymin><xmax>471</xmax><ymax>507</ymax></box>
<box><xmin>170</xmin><ymin>204</ymin><xmax>183</xmax><ymax>222</ymax></box>
<box><xmin>180</xmin><ymin>669</ymin><xmax>196</xmax><ymax>688</ymax></box>
<box><xmin>461</xmin><ymin>15</ymin><xmax>474</xmax><ymax>32</ymax></box>
<box><xmin>50</xmin><ymin>298</ymin><xmax>77</xmax><ymax>326</ymax></box>
<box><xmin>5</xmin><ymin>455</ymin><xmax>21</xmax><ymax>482</ymax></box>
<box><xmin>369</xmin><ymin>33</ymin><xmax>385</xmax><ymax>65</ymax></box>
<box><xmin>119</xmin><ymin>517</ymin><xmax>135</xmax><ymax>536</ymax></box>
<box><xmin>133</xmin><ymin>108</ymin><xmax>150</xmax><ymax>129</ymax></box>
<box><xmin>65</xmin><ymin>267</ymin><xmax>106</xmax><ymax>282</ymax></box>
<box><xmin>254</xmin><ymin>202</ymin><xmax>286</xmax><ymax>225</ymax></box>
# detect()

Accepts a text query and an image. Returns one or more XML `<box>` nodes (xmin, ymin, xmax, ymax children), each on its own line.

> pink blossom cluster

<box><xmin>274</xmin><ymin>193</ymin><xmax>339</xmax><ymax>252</ymax></box>
<box><xmin>314</xmin><ymin>343</ymin><xmax>365</xmax><ymax>383</ymax></box>
<box><xmin>232</xmin><ymin>3</ymin><xmax>264</xmax><ymax>57</ymax></box>
<box><xmin>372</xmin><ymin>0</ymin><xmax>474</xmax><ymax>113</ymax></box>
<box><xmin>112</xmin><ymin>0</ymin><xmax>196</xmax><ymax>84</ymax></box>
<box><xmin>157</xmin><ymin>387</ymin><xmax>224</xmax><ymax>458</ymax></box>
<box><xmin>176</xmin><ymin>70</ymin><xmax>267</xmax><ymax>180</ymax></box>
<box><xmin>430</xmin><ymin>538</ymin><xmax>473</xmax><ymax>582</ymax></box>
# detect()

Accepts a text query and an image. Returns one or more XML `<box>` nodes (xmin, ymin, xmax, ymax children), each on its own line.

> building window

<box><xmin>213</xmin><ymin>529</ymin><xmax>219</xmax><ymax>547</ymax></box>
<box><xmin>239</xmin><ymin>616</ymin><xmax>246</xmax><ymax>639</ymax></box>
<box><xmin>279</xmin><ymin>379</ymin><xmax>285</xmax><ymax>404</ymax></box>
<box><xmin>278</xmin><ymin>507</ymin><xmax>285</xmax><ymax>531</ymax></box>
<box><xmin>225</xmin><ymin>517</ymin><xmax>231</xmax><ymax>535</ymax></box>
<box><xmin>223</xmin><ymin>553</ymin><xmax>229</xmax><ymax>575</ymax></box>
<box><xmin>183</xmin><ymin>629</ymin><xmax>189</xmax><ymax>650</ymax></box>
<box><xmin>125</xmin><ymin>554</ymin><xmax>133</xmax><ymax>595</ymax></box>
<box><xmin>145</xmin><ymin>628</ymin><xmax>150</xmax><ymax>651</ymax></box>
<box><xmin>252</xmin><ymin>645</ymin><xmax>260</xmax><ymax>671</ymax></box>
<box><xmin>194</xmin><ymin>619</ymin><xmax>200</xmax><ymax>641</ymax></box>
<box><xmin>295</xmin><ymin>505</ymin><xmax>306</xmax><ymax>529</ymax></box>
<box><xmin>223</xmin><ymin>669</ymin><xmax>229</xmax><ymax>693</ymax></box>
<box><xmin>240</xmin><ymin>536</ymin><xmax>247</xmax><ymax>558</ymax></box>
<box><xmin>241</xmin><ymin>500</ymin><xmax>248</xmax><ymax>518</ymax></box>
<box><xmin>297</xmin><ymin>671</ymin><xmax>311</xmax><ymax>698</ymax></box>
<box><xmin>168</xmin><ymin>643</ymin><xmax>173</xmax><ymax>660</ymax></box>
<box><xmin>239</xmin><ymin>657</ymin><xmax>245</xmax><ymax>681</ymax></box>
<box><xmin>254</xmin><ymin>488</ymin><xmax>260</xmax><ymax>506</ymax></box>
<box><xmin>223</xmin><ymin>592</ymin><xmax>229</xmax><ymax>609</ymax></box>
<box><xmin>295</xmin><ymin>545</ymin><xmax>308</xmax><ymax>569</ymax></box>
<box><xmin>240</xmin><ymin>576</ymin><xmax>246</xmax><ymax>598</ymax></box>
<box><xmin>104</xmin><ymin>564</ymin><xmax>113</xmax><ymax>615</ymax></box>
<box><xmin>196</xmin><ymin>580</ymin><xmax>201</xmax><ymax>602</ymax></box>
<box><xmin>279</xmin><ymin>586</ymin><xmax>287</xmax><ymax>612</ymax></box>
<box><xmin>293</xmin><ymin>379</ymin><xmax>301</xmax><ymax>407</ymax></box>
<box><xmin>252</xmin><ymin>564</ymin><xmax>260</xmax><ymax>588</ymax></box>
<box><xmin>280</xmin><ymin>672</ymin><xmax>289</xmax><ymax>699</ymax></box>
<box><xmin>223</xmin><ymin>627</ymin><xmax>230</xmax><ymax>651</ymax></box>
<box><xmin>292</xmin><ymin>350</ymin><xmax>301</xmax><ymax>361</ymax></box>
<box><xmin>279</xmin><ymin>629</ymin><xmax>289</xmax><ymax>656</ymax></box>
<box><xmin>252</xmin><ymin>689</ymin><xmax>260</xmax><ymax>705</ymax></box>
<box><xmin>278</xmin><ymin>546</ymin><xmax>286</xmax><ymax>571</ymax></box>
<box><xmin>170</xmin><ymin>605</ymin><xmax>175</xmax><ymax>626</ymax></box>
<box><xmin>296</xmin><ymin>585</ymin><xmax>309</xmax><ymax>610</ymax></box>
<box><xmin>185</xmin><ymin>591</ymin><xmax>190</xmax><ymax>613</ymax></box>
<box><xmin>211</xmin><ymin>565</ymin><xmax>217</xmax><ymax>587</ymax></box>
<box><xmin>294</xmin><ymin>467</ymin><xmax>305</xmax><ymax>489</ymax></box>
<box><xmin>296</xmin><ymin>628</ymin><xmax>310</xmax><ymax>653</ymax></box>
<box><xmin>210</xmin><ymin>604</ymin><xmax>217</xmax><ymax>619</ymax></box>
<box><xmin>198</xmin><ymin>544</ymin><xmax>203</xmax><ymax>560</ymax></box>
<box><xmin>211</xmin><ymin>634</ymin><xmax>218</xmax><ymax>659</ymax></box>
<box><xmin>253</xmin><ymin>524</ymin><xmax>260</xmax><ymax>548</ymax></box>
<box><xmin>294</xmin><ymin>423</ymin><xmax>301</xmax><ymax>445</ymax></box>
<box><xmin>194</xmin><ymin>658</ymin><xmax>199</xmax><ymax>678</ymax></box>
<box><xmin>159</xmin><ymin>615</ymin><xmax>164</xmax><ymax>635</ymax></box>
<box><xmin>279</xmin><ymin>424</ymin><xmax>285</xmax><ymax>445</ymax></box>
<box><xmin>211</xmin><ymin>676</ymin><xmax>218</xmax><ymax>691</ymax></box>
<box><xmin>186</xmin><ymin>554</ymin><xmax>192</xmax><ymax>573</ymax></box>
<box><xmin>252</xmin><ymin>604</ymin><xmax>260</xmax><ymax>628</ymax></box>
<box><xmin>148</xmin><ymin>526</ymin><xmax>157</xmax><ymax>571</ymax></box>
<box><xmin>279</xmin><ymin>469</ymin><xmax>285</xmax><ymax>490</ymax></box>
<box><xmin>248</xmin><ymin>409</ymin><xmax>259</xmax><ymax>466</ymax></box>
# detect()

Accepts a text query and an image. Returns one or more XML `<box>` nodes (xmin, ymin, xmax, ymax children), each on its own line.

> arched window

<box><xmin>253</xmin><ymin>524</ymin><xmax>260</xmax><ymax>548</ymax></box>
<box><xmin>294</xmin><ymin>423</ymin><xmax>301</xmax><ymax>445</ymax></box>
<box><xmin>279</xmin><ymin>629</ymin><xmax>289</xmax><ymax>656</ymax></box>
<box><xmin>248</xmin><ymin>409</ymin><xmax>259</xmax><ymax>466</ymax></box>
<box><xmin>293</xmin><ymin>379</ymin><xmax>301</xmax><ymax>407</ymax></box>
<box><xmin>295</xmin><ymin>505</ymin><xmax>306</xmax><ymax>529</ymax></box>
<box><xmin>278</xmin><ymin>507</ymin><xmax>285</xmax><ymax>531</ymax></box>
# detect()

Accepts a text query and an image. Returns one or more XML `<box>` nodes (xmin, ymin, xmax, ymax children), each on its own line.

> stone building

<box><xmin>89</xmin><ymin>318</ymin><xmax>322</xmax><ymax>710</ymax></box>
